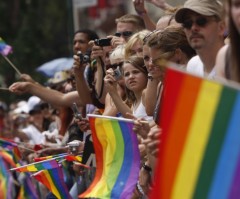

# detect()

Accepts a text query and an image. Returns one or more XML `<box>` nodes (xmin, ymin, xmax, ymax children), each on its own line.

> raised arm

<box><xmin>133</xmin><ymin>0</ymin><xmax>156</xmax><ymax>31</ymax></box>
<box><xmin>104</xmin><ymin>69</ymin><xmax>132</xmax><ymax>118</ymax></box>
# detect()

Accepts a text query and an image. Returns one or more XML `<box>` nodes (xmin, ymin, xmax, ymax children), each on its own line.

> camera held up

<box><xmin>77</xmin><ymin>51</ymin><xmax>91</xmax><ymax>64</ymax></box>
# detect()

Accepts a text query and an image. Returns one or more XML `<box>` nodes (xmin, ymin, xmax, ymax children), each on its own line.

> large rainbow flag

<box><xmin>150</xmin><ymin>67</ymin><xmax>240</xmax><ymax>199</ymax></box>
<box><xmin>79</xmin><ymin>114</ymin><xmax>140</xmax><ymax>199</ymax></box>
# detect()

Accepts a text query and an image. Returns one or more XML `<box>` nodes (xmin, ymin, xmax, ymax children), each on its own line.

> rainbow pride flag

<box><xmin>0</xmin><ymin>37</ymin><xmax>12</xmax><ymax>56</ymax></box>
<box><xmin>10</xmin><ymin>159</ymin><xmax>59</xmax><ymax>172</ymax></box>
<box><xmin>32</xmin><ymin>167</ymin><xmax>72</xmax><ymax>199</ymax></box>
<box><xmin>150</xmin><ymin>67</ymin><xmax>240</xmax><ymax>199</ymax></box>
<box><xmin>79</xmin><ymin>114</ymin><xmax>140</xmax><ymax>199</ymax></box>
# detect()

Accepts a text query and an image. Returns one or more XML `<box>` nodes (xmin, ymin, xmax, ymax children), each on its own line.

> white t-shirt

<box><xmin>21</xmin><ymin>124</ymin><xmax>45</xmax><ymax>145</ymax></box>
<box><xmin>186</xmin><ymin>55</ymin><xmax>216</xmax><ymax>79</ymax></box>
<box><xmin>187</xmin><ymin>55</ymin><xmax>204</xmax><ymax>76</ymax></box>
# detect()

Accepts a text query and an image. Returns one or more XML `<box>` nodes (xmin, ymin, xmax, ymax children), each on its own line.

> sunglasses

<box><xmin>108</xmin><ymin>62</ymin><xmax>124</xmax><ymax>69</ymax></box>
<box><xmin>182</xmin><ymin>17</ymin><xmax>209</xmax><ymax>29</ymax></box>
<box><xmin>115</xmin><ymin>31</ymin><xmax>133</xmax><ymax>37</ymax></box>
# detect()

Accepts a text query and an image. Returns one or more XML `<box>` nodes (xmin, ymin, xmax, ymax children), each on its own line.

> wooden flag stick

<box><xmin>1</xmin><ymin>54</ymin><xmax>22</xmax><ymax>76</ymax></box>
<box><xmin>0</xmin><ymin>87</ymin><xmax>9</xmax><ymax>91</ymax></box>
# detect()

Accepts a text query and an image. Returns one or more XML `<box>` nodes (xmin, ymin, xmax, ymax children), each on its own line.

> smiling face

<box><xmin>122</xmin><ymin>63</ymin><xmax>148</xmax><ymax>93</ymax></box>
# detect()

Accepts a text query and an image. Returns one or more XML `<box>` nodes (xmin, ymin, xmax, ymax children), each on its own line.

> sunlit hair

<box><xmin>227</xmin><ymin>0</ymin><xmax>240</xmax><ymax>82</ymax></box>
<box><xmin>115</xmin><ymin>14</ymin><xmax>146</xmax><ymax>31</ymax></box>
<box><xmin>124</xmin><ymin>29</ymin><xmax>151</xmax><ymax>59</ymax></box>
<box><xmin>123</xmin><ymin>56</ymin><xmax>147</xmax><ymax>104</ymax></box>
<box><xmin>109</xmin><ymin>45</ymin><xmax>125</xmax><ymax>63</ymax></box>
<box><xmin>146</xmin><ymin>25</ymin><xmax>196</xmax><ymax>60</ymax></box>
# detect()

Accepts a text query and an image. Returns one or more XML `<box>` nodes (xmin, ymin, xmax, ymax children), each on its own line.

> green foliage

<box><xmin>0</xmin><ymin>0</ymin><xmax>73</xmax><ymax>104</ymax></box>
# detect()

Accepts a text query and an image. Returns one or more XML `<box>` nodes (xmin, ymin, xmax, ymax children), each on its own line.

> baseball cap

<box><xmin>175</xmin><ymin>0</ymin><xmax>223</xmax><ymax>23</ymax></box>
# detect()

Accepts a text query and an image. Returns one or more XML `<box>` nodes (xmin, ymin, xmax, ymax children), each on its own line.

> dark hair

<box><xmin>74</xmin><ymin>29</ymin><xmax>99</xmax><ymax>41</ymax></box>
<box><xmin>228</xmin><ymin>0</ymin><xmax>240</xmax><ymax>82</ymax></box>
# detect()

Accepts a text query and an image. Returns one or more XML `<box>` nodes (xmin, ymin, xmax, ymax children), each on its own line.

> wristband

<box><xmin>142</xmin><ymin>163</ymin><xmax>152</xmax><ymax>172</ymax></box>
<box><xmin>147</xmin><ymin>75</ymin><xmax>153</xmax><ymax>81</ymax></box>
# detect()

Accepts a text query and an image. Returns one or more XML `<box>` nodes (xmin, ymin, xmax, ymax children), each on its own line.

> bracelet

<box><xmin>142</xmin><ymin>163</ymin><xmax>152</xmax><ymax>172</ymax></box>
<box><xmin>136</xmin><ymin>181</ymin><xmax>145</xmax><ymax>196</ymax></box>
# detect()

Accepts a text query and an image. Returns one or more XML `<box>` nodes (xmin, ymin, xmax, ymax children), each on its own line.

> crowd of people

<box><xmin>0</xmin><ymin>0</ymin><xmax>240</xmax><ymax>198</ymax></box>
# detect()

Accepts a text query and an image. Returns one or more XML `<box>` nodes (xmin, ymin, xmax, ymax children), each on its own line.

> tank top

<box><xmin>132</xmin><ymin>98</ymin><xmax>153</xmax><ymax>121</ymax></box>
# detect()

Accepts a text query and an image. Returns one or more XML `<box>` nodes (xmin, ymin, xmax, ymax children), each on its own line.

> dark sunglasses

<box><xmin>109</xmin><ymin>62</ymin><xmax>124</xmax><ymax>69</ymax></box>
<box><xmin>182</xmin><ymin>17</ymin><xmax>209</xmax><ymax>29</ymax></box>
<box><xmin>115</xmin><ymin>31</ymin><xmax>133</xmax><ymax>37</ymax></box>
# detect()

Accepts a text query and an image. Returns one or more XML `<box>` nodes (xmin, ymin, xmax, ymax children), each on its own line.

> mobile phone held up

<box><xmin>72</xmin><ymin>103</ymin><xmax>82</xmax><ymax>120</ymax></box>
<box><xmin>94</xmin><ymin>38</ymin><xmax>112</xmax><ymax>47</ymax></box>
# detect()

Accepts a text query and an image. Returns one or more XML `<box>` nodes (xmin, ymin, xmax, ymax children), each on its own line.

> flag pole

<box><xmin>0</xmin><ymin>87</ymin><xmax>9</xmax><ymax>91</ymax></box>
<box><xmin>1</xmin><ymin>54</ymin><xmax>22</xmax><ymax>76</ymax></box>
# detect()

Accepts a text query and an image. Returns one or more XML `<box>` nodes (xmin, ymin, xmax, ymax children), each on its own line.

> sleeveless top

<box><xmin>132</xmin><ymin>98</ymin><xmax>153</xmax><ymax>121</ymax></box>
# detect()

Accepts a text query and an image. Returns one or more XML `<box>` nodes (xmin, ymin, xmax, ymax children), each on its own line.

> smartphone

<box><xmin>94</xmin><ymin>38</ymin><xmax>111</xmax><ymax>47</ymax></box>
<box><xmin>72</xmin><ymin>103</ymin><xmax>82</xmax><ymax>120</ymax></box>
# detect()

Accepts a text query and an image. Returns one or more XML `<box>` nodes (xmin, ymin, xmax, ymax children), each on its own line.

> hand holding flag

<box><xmin>0</xmin><ymin>37</ymin><xmax>21</xmax><ymax>76</ymax></box>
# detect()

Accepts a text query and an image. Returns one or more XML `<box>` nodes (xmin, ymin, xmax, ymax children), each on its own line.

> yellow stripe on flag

<box><xmin>172</xmin><ymin>81</ymin><xmax>222</xmax><ymax>199</ymax></box>
<box><xmin>87</xmin><ymin>118</ymin><xmax>117</xmax><ymax>197</ymax></box>
<box><xmin>44</xmin><ymin>170</ymin><xmax>61</xmax><ymax>199</ymax></box>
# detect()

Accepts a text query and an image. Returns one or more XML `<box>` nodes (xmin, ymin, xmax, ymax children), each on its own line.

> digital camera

<box><xmin>113</xmin><ymin>66</ymin><xmax>122</xmax><ymax>80</ymax></box>
<box><xmin>94</xmin><ymin>38</ymin><xmax>111</xmax><ymax>47</ymax></box>
<box><xmin>77</xmin><ymin>51</ymin><xmax>91</xmax><ymax>64</ymax></box>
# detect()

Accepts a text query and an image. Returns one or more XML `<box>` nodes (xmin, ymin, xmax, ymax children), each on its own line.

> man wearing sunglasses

<box><xmin>110</xmin><ymin>14</ymin><xmax>146</xmax><ymax>47</ymax></box>
<box><xmin>175</xmin><ymin>0</ymin><xmax>225</xmax><ymax>77</ymax></box>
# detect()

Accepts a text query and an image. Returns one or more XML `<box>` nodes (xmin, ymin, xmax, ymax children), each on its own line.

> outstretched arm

<box><xmin>9</xmin><ymin>81</ymin><xmax>81</xmax><ymax>107</ymax></box>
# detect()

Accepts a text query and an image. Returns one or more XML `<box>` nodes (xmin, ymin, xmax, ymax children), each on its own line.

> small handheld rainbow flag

<box><xmin>150</xmin><ymin>67</ymin><xmax>240</xmax><ymax>199</ymax></box>
<box><xmin>10</xmin><ymin>158</ymin><xmax>59</xmax><ymax>172</ymax></box>
<box><xmin>0</xmin><ymin>37</ymin><xmax>12</xmax><ymax>56</ymax></box>
<box><xmin>32</xmin><ymin>167</ymin><xmax>72</xmax><ymax>199</ymax></box>
<box><xmin>79</xmin><ymin>114</ymin><xmax>140</xmax><ymax>199</ymax></box>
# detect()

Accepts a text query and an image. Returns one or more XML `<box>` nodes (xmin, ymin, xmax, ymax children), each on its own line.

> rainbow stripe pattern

<box><xmin>32</xmin><ymin>167</ymin><xmax>72</xmax><ymax>199</ymax></box>
<box><xmin>0</xmin><ymin>37</ymin><xmax>12</xmax><ymax>56</ymax></box>
<box><xmin>11</xmin><ymin>159</ymin><xmax>59</xmax><ymax>172</ymax></box>
<box><xmin>79</xmin><ymin>114</ymin><xmax>140</xmax><ymax>199</ymax></box>
<box><xmin>150</xmin><ymin>67</ymin><xmax>240</xmax><ymax>199</ymax></box>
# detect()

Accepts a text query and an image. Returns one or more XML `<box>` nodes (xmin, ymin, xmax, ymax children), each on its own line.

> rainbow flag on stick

<box><xmin>150</xmin><ymin>67</ymin><xmax>240</xmax><ymax>199</ymax></box>
<box><xmin>32</xmin><ymin>167</ymin><xmax>72</xmax><ymax>199</ymax></box>
<box><xmin>79</xmin><ymin>114</ymin><xmax>140</xmax><ymax>199</ymax></box>
<box><xmin>10</xmin><ymin>158</ymin><xmax>59</xmax><ymax>172</ymax></box>
<box><xmin>0</xmin><ymin>37</ymin><xmax>12</xmax><ymax>56</ymax></box>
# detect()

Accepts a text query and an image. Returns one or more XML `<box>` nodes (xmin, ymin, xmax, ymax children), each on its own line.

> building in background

<box><xmin>72</xmin><ymin>0</ymin><xmax>186</xmax><ymax>36</ymax></box>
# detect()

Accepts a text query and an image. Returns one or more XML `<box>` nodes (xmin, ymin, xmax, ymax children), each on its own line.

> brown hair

<box><xmin>123</xmin><ymin>56</ymin><xmax>147</xmax><ymax>104</ymax></box>
<box><xmin>115</xmin><ymin>14</ymin><xmax>146</xmax><ymax>31</ymax></box>
<box><xmin>228</xmin><ymin>0</ymin><xmax>240</xmax><ymax>82</ymax></box>
<box><xmin>146</xmin><ymin>25</ymin><xmax>196</xmax><ymax>60</ymax></box>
